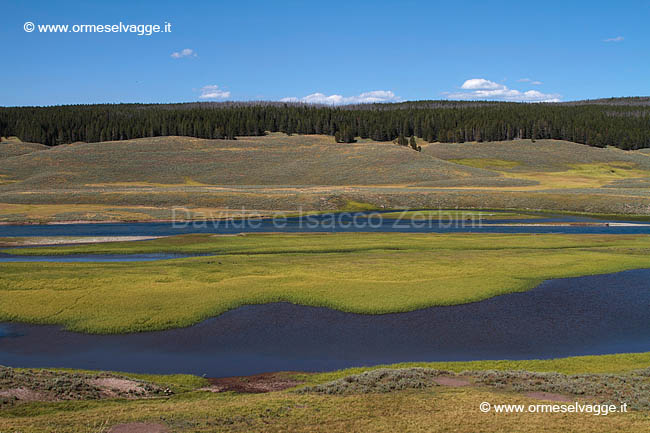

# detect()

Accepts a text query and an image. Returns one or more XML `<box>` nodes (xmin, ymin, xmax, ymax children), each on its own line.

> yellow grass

<box><xmin>503</xmin><ymin>162</ymin><xmax>650</xmax><ymax>190</ymax></box>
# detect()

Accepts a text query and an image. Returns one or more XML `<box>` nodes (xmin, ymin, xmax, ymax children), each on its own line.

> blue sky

<box><xmin>2</xmin><ymin>0</ymin><xmax>648</xmax><ymax>106</ymax></box>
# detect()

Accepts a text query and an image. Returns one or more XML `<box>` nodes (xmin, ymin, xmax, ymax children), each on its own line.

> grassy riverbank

<box><xmin>2</xmin><ymin>233</ymin><xmax>650</xmax><ymax>333</ymax></box>
<box><xmin>1</xmin><ymin>353</ymin><xmax>649</xmax><ymax>433</ymax></box>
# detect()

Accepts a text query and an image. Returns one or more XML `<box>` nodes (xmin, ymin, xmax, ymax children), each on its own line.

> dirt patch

<box><xmin>108</xmin><ymin>422</ymin><xmax>169</xmax><ymax>433</ymax></box>
<box><xmin>525</xmin><ymin>391</ymin><xmax>573</xmax><ymax>402</ymax></box>
<box><xmin>203</xmin><ymin>372</ymin><xmax>304</xmax><ymax>393</ymax></box>
<box><xmin>88</xmin><ymin>378</ymin><xmax>148</xmax><ymax>397</ymax></box>
<box><xmin>433</xmin><ymin>376</ymin><xmax>471</xmax><ymax>387</ymax></box>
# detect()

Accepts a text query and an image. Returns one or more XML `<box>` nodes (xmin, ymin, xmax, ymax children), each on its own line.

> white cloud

<box><xmin>171</xmin><ymin>48</ymin><xmax>198</xmax><ymax>59</ymax></box>
<box><xmin>280</xmin><ymin>90</ymin><xmax>402</xmax><ymax>105</ymax></box>
<box><xmin>445</xmin><ymin>78</ymin><xmax>560</xmax><ymax>102</ymax></box>
<box><xmin>604</xmin><ymin>36</ymin><xmax>624</xmax><ymax>42</ymax></box>
<box><xmin>461</xmin><ymin>78</ymin><xmax>503</xmax><ymax>90</ymax></box>
<box><xmin>198</xmin><ymin>85</ymin><xmax>230</xmax><ymax>100</ymax></box>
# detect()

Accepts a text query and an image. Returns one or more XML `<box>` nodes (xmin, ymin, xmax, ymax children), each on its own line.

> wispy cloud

<box><xmin>517</xmin><ymin>78</ymin><xmax>543</xmax><ymax>85</ymax></box>
<box><xmin>445</xmin><ymin>78</ymin><xmax>560</xmax><ymax>102</ymax></box>
<box><xmin>198</xmin><ymin>85</ymin><xmax>230</xmax><ymax>100</ymax></box>
<box><xmin>604</xmin><ymin>36</ymin><xmax>624</xmax><ymax>43</ymax></box>
<box><xmin>171</xmin><ymin>48</ymin><xmax>198</xmax><ymax>59</ymax></box>
<box><xmin>280</xmin><ymin>90</ymin><xmax>402</xmax><ymax>105</ymax></box>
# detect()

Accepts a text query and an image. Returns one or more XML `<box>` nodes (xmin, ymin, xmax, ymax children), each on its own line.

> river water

<box><xmin>1</xmin><ymin>269</ymin><xmax>648</xmax><ymax>377</ymax></box>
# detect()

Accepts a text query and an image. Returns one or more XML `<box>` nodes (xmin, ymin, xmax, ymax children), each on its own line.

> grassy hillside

<box><xmin>3</xmin><ymin>233</ymin><xmax>650</xmax><ymax>333</ymax></box>
<box><xmin>0</xmin><ymin>137</ymin><xmax>48</xmax><ymax>159</ymax></box>
<box><xmin>2</xmin><ymin>134</ymin><xmax>650</xmax><ymax>222</ymax></box>
<box><xmin>0</xmin><ymin>134</ymin><xmax>491</xmax><ymax>187</ymax></box>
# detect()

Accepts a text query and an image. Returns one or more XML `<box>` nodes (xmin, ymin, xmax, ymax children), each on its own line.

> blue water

<box><xmin>0</xmin><ymin>253</ymin><xmax>200</xmax><ymax>262</ymax></box>
<box><xmin>0</xmin><ymin>211</ymin><xmax>649</xmax><ymax>236</ymax></box>
<box><xmin>1</xmin><ymin>269</ymin><xmax>649</xmax><ymax>377</ymax></box>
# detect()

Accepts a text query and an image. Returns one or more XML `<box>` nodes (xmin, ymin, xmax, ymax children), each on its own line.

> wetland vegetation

<box><xmin>2</xmin><ymin>233</ymin><xmax>650</xmax><ymax>333</ymax></box>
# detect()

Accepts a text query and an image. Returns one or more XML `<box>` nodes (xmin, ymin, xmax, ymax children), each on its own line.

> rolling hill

<box><xmin>1</xmin><ymin>133</ymin><xmax>650</xmax><ymax>222</ymax></box>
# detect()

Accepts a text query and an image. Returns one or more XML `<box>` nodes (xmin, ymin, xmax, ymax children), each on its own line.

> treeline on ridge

<box><xmin>1</xmin><ymin>100</ymin><xmax>649</xmax><ymax>150</ymax></box>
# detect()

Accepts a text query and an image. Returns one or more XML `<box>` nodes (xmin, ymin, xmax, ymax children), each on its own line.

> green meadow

<box><xmin>3</xmin><ymin>232</ymin><xmax>650</xmax><ymax>333</ymax></box>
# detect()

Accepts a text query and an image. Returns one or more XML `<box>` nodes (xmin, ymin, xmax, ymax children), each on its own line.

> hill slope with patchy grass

<box><xmin>0</xmin><ymin>138</ymin><xmax>49</xmax><ymax>189</ymax></box>
<box><xmin>1</xmin><ymin>134</ymin><xmax>650</xmax><ymax>222</ymax></box>
<box><xmin>0</xmin><ymin>134</ymin><xmax>492</xmax><ymax>187</ymax></box>
<box><xmin>0</xmin><ymin>137</ymin><xmax>48</xmax><ymax>159</ymax></box>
